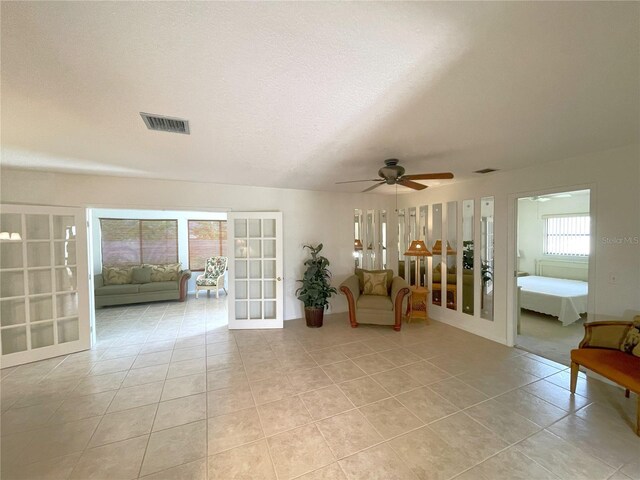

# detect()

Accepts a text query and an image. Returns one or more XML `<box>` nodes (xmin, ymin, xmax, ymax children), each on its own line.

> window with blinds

<box><xmin>543</xmin><ymin>215</ymin><xmax>590</xmax><ymax>256</ymax></box>
<box><xmin>188</xmin><ymin>220</ymin><xmax>227</xmax><ymax>270</ymax></box>
<box><xmin>100</xmin><ymin>219</ymin><xmax>178</xmax><ymax>266</ymax></box>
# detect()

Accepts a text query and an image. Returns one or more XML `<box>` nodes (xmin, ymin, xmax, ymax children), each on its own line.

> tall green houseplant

<box><xmin>296</xmin><ymin>244</ymin><xmax>337</xmax><ymax>327</ymax></box>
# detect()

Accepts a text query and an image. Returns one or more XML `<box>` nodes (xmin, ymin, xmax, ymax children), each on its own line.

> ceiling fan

<box><xmin>336</xmin><ymin>158</ymin><xmax>454</xmax><ymax>193</ymax></box>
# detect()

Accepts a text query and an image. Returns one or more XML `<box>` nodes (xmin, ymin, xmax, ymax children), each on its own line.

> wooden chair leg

<box><xmin>570</xmin><ymin>361</ymin><xmax>579</xmax><ymax>394</ymax></box>
<box><xmin>625</xmin><ymin>389</ymin><xmax>630</xmax><ymax>398</ymax></box>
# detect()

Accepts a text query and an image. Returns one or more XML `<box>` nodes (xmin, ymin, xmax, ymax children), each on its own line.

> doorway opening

<box><xmin>514</xmin><ymin>189</ymin><xmax>590</xmax><ymax>365</ymax></box>
<box><xmin>89</xmin><ymin>208</ymin><xmax>228</xmax><ymax>349</ymax></box>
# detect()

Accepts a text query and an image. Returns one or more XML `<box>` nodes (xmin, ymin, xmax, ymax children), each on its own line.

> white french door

<box><xmin>0</xmin><ymin>205</ymin><xmax>91</xmax><ymax>367</ymax></box>
<box><xmin>227</xmin><ymin>212</ymin><xmax>283</xmax><ymax>329</ymax></box>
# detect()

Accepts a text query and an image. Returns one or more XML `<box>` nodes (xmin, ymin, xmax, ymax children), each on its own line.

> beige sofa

<box><xmin>94</xmin><ymin>264</ymin><xmax>191</xmax><ymax>307</ymax></box>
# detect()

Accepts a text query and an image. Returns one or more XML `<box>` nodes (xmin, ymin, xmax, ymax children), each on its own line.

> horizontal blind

<box><xmin>188</xmin><ymin>220</ymin><xmax>227</xmax><ymax>270</ymax></box>
<box><xmin>140</xmin><ymin>220</ymin><xmax>178</xmax><ymax>264</ymax></box>
<box><xmin>544</xmin><ymin>215</ymin><xmax>590</xmax><ymax>256</ymax></box>
<box><xmin>100</xmin><ymin>219</ymin><xmax>178</xmax><ymax>267</ymax></box>
<box><xmin>100</xmin><ymin>219</ymin><xmax>141</xmax><ymax>266</ymax></box>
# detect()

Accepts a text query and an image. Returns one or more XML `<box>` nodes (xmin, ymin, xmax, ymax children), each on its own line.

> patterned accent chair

<box><xmin>195</xmin><ymin>256</ymin><xmax>228</xmax><ymax>298</ymax></box>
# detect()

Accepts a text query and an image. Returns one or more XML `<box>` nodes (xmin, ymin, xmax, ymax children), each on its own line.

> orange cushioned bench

<box><xmin>570</xmin><ymin>320</ymin><xmax>640</xmax><ymax>436</ymax></box>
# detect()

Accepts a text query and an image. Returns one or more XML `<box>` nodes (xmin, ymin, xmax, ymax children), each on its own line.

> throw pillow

<box><xmin>102</xmin><ymin>266</ymin><xmax>133</xmax><ymax>285</ymax></box>
<box><xmin>131</xmin><ymin>266</ymin><xmax>152</xmax><ymax>284</ymax></box>
<box><xmin>363</xmin><ymin>272</ymin><xmax>388</xmax><ymax>296</ymax></box>
<box><xmin>620</xmin><ymin>316</ymin><xmax>640</xmax><ymax>357</ymax></box>
<box><xmin>144</xmin><ymin>263</ymin><xmax>182</xmax><ymax>282</ymax></box>
<box><xmin>355</xmin><ymin>268</ymin><xmax>393</xmax><ymax>294</ymax></box>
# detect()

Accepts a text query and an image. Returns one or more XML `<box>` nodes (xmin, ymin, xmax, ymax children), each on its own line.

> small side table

<box><xmin>407</xmin><ymin>286</ymin><xmax>429</xmax><ymax>323</ymax></box>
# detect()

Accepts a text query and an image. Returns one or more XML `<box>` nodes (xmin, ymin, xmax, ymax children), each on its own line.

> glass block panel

<box><xmin>235</xmin><ymin>260</ymin><xmax>247</xmax><ymax>279</ymax></box>
<box><xmin>58</xmin><ymin>318</ymin><xmax>79</xmax><ymax>344</ymax></box>
<box><xmin>29</xmin><ymin>296</ymin><xmax>53</xmax><ymax>322</ymax></box>
<box><xmin>27</xmin><ymin>242</ymin><xmax>51</xmax><ymax>268</ymax></box>
<box><xmin>248</xmin><ymin>219</ymin><xmax>261</xmax><ymax>238</ymax></box>
<box><xmin>249</xmin><ymin>260</ymin><xmax>262</xmax><ymax>279</ymax></box>
<box><xmin>264</xmin><ymin>260</ymin><xmax>276</xmax><ymax>279</ymax></box>
<box><xmin>263</xmin><ymin>240</ymin><xmax>276</xmax><ymax>259</ymax></box>
<box><xmin>28</xmin><ymin>270</ymin><xmax>52</xmax><ymax>295</ymax></box>
<box><xmin>235</xmin><ymin>281</ymin><xmax>247</xmax><ymax>300</ymax></box>
<box><xmin>0</xmin><ymin>242</ymin><xmax>23</xmax><ymax>269</ymax></box>
<box><xmin>56</xmin><ymin>293</ymin><xmax>78</xmax><ymax>317</ymax></box>
<box><xmin>0</xmin><ymin>213</ymin><xmax>22</xmax><ymax>234</ymax></box>
<box><xmin>1</xmin><ymin>271</ymin><xmax>24</xmax><ymax>297</ymax></box>
<box><xmin>264</xmin><ymin>301</ymin><xmax>276</xmax><ymax>320</ymax></box>
<box><xmin>249</xmin><ymin>301</ymin><xmax>262</xmax><ymax>319</ymax></box>
<box><xmin>264</xmin><ymin>280</ymin><xmax>276</xmax><ymax>300</ymax></box>
<box><xmin>1</xmin><ymin>326</ymin><xmax>27</xmax><ymax>354</ymax></box>
<box><xmin>54</xmin><ymin>241</ymin><xmax>76</xmax><ymax>266</ymax></box>
<box><xmin>235</xmin><ymin>301</ymin><xmax>248</xmax><ymax>320</ymax></box>
<box><xmin>234</xmin><ymin>239</ymin><xmax>247</xmax><ymax>259</ymax></box>
<box><xmin>234</xmin><ymin>219</ymin><xmax>247</xmax><ymax>238</ymax></box>
<box><xmin>249</xmin><ymin>281</ymin><xmax>262</xmax><ymax>300</ymax></box>
<box><xmin>0</xmin><ymin>299</ymin><xmax>26</xmax><ymax>326</ymax></box>
<box><xmin>55</xmin><ymin>267</ymin><xmax>77</xmax><ymax>292</ymax></box>
<box><xmin>248</xmin><ymin>240</ymin><xmax>261</xmax><ymax>258</ymax></box>
<box><xmin>25</xmin><ymin>215</ymin><xmax>50</xmax><ymax>240</ymax></box>
<box><xmin>53</xmin><ymin>216</ymin><xmax>76</xmax><ymax>240</ymax></box>
<box><xmin>263</xmin><ymin>219</ymin><xmax>276</xmax><ymax>238</ymax></box>
<box><xmin>30</xmin><ymin>322</ymin><xmax>54</xmax><ymax>349</ymax></box>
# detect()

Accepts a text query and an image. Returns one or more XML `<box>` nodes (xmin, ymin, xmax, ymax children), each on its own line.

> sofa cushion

<box><xmin>144</xmin><ymin>263</ymin><xmax>181</xmax><ymax>282</ymax></box>
<box><xmin>138</xmin><ymin>281</ymin><xmax>177</xmax><ymax>293</ymax></box>
<box><xmin>355</xmin><ymin>268</ymin><xmax>393</xmax><ymax>294</ymax></box>
<box><xmin>95</xmin><ymin>284</ymin><xmax>140</xmax><ymax>296</ymax></box>
<box><xmin>357</xmin><ymin>294</ymin><xmax>393</xmax><ymax>311</ymax></box>
<box><xmin>620</xmin><ymin>317</ymin><xmax>640</xmax><ymax>357</ymax></box>
<box><xmin>102</xmin><ymin>266</ymin><xmax>133</xmax><ymax>285</ymax></box>
<box><xmin>131</xmin><ymin>266</ymin><xmax>152</xmax><ymax>284</ymax></box>
<box><xmin>571</xmin><ymin>348</ymin><xmax>640</xmax><ymax>393</ymax></box>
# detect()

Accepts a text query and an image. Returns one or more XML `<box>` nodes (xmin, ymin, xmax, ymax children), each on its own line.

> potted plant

<box><xmin>296</xmin><ymin>244</ymin><xmax>337</xmax><ymax>328</ymax></box>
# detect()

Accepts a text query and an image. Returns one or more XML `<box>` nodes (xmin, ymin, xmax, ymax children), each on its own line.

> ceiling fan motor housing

<box><xmin>379</xmin><ymin>159</ymin><xmax>405</xmax><ymax>184</ymax></box>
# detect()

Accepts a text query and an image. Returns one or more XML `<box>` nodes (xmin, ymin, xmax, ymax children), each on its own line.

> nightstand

<box><xmin>407</xmin><ymin>286</ymin><xmax>429</xmax><ymax>323</ymax></box>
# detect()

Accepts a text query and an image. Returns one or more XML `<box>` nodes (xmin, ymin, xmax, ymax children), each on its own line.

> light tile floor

<box><xmin>1</xmin><ymin>297</ymin><xmax>638</xmax><ymax>480</ymax></box>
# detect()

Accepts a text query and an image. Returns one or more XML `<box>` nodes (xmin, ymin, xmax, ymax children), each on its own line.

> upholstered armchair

<box><xmin>570</xmin><ymin>318</ymin><xmax>640</xmax><ymax>435</ymax></box>
<box><xmin>195</xmin><ymin>256</ymin><xmax>228</xmax><ymax>298</ymax></box>
<box><xmin>339</xmin><ymin>268</ymin><xmax>410</xmax><ymax>331</ymax></box>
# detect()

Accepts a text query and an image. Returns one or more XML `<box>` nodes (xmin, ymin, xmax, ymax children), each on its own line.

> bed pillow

<box><xmin>620</xmin><ymin>316</ymin><xmax>640</xmax><ymax>357</ymax></box>
<box><xmin>102</xmin><ymin>266</ymin><xmax>133</xmax><ymax>285</ymax></box>
<box><xmin>363</xmin><ymin>272</ymin><xmax>388</xmax><ymax>296</ymax></box>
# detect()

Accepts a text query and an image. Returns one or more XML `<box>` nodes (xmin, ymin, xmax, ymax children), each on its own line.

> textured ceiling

<box><xmin>1</xmin><ymin>2</ymin><xmax>638</xmax><ymax>194</ymax></box>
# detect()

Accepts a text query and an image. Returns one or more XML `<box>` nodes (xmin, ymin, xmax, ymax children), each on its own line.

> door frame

<box><xmin>506</xmin><ymin>183</ymin><xmax>596</xmax><ymax>347</ymax></box>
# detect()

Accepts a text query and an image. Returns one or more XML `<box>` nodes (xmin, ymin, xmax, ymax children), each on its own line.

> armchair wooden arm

<box><xmin>390</xmin><ymin>276</ymin><xmax>410</xmax><ymax>331</ymax></box>
<box><xmin>340</xmin><ymin>275</ymin><xmax>360</xmax><ymax>328</ymax></box>
<box><xmin>179</xmin><ymin>269</ymin><xmax>192</xmax><ymax>302</ymax></box>
<box><xmin>579</xmin><ymin>321</ymin><xmax>632</xmax><ymax>349</ymax></box>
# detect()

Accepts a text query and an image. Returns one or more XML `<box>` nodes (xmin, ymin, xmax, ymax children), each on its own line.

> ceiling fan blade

<box><xmin>397</xmin><ymin>179</ymin><xmax>428</xmax><ymax>191</ymax></box>
<box><xmin>335</xmin><ymin>179</ymin><xmax>381</xmax><ymax>184</ymax></box>
<box><xmin>402</xmin><ymin>172</ymin><xmax>454</xmax><ymax>181</ymax></box>
<box><xmin>362</xmin><ymin>182</ymin><xmax>385</xmax><ymax>193</ymax></box>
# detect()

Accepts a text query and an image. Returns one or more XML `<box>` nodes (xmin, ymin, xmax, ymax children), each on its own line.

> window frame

<box><xmin>542</xmin><ymin>213</ymin><xmax>590</xmax><ymax>257</ymax></box>
<box><xmin>99</xmin><ymin>218</ymin><xmax>179</xmax><ymax>267</ymax></box>
<box><xmin>188</xmin><ymin>219</ymin><xmax>227</xmax><ymax>271</ymax></box>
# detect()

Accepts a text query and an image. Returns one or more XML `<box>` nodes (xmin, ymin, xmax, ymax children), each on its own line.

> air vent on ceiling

<box><xmin>140</xmin><ymin>112</ymin><xmax>190</xmax><ymax>134</ymax></box>
<box><xmin>474</xmin><ymin>168</ymin><xmax>498</xmax><ymax>174</ymax></box>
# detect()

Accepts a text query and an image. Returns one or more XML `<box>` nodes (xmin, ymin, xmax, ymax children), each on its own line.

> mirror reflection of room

<box><xmin>446</xmin><ymin>201</ymin><xmax>458</xmax><ymax>310</ymax></box>
<box><xmin>353</xmin><ymin>209</ymin><xmax>363</xmax><ymax>268</ymax></box>
<box><xmin>431</xmin><ymin>203</ymin><xmax>442</xmax><ymax>307</ymax></box>
<box><xmin>480</xmin><ymin>197</ymin><xmax>494</xmax><ymax>321</ymax></box>
<box><xmin>462</xmin><ymin>199</ymin><xmax>474</xmax><ymax>315</ymax></box>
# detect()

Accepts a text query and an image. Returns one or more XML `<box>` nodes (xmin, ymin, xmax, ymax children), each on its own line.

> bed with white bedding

<box><xmin>517</xmin><ymin>275</ymin><xmax>588</xmax><ymax>326</ymax></box>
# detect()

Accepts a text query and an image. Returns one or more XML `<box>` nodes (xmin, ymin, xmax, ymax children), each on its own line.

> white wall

<box><xmin>517</xmin><ymin>191</ymin><xmax>590</xmax><ymax>275</ymax></box>
<box><xmin>398</xmin><ymin>144</ymin><xmax>640</xmax><ymax>344</ymax></box>
<box><xmin>0</xmin><ymin>169</ymin><xmax>393</xmax><ymax>321</ymax></box>
<box><xmin>91</xmin><ymin>208</ymin><xmax>226</xmax><ymax>293</ymax></box>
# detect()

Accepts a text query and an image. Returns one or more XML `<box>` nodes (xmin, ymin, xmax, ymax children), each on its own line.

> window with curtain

<box><xmin>188</xmin><ymin>220</ymin><xmax>227</xmax><ymax>270</ymax></box>
<box><xmin>100</xmin><ymin>219</ymin><xmax>178</xmax><ymax>266</ymax></box>
<box><xmin>543</xmin><ymin>214</ymin><xmax>590</xmax><ymax>256</ymax></box>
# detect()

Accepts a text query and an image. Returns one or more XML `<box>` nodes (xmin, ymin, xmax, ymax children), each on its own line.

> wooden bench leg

<box><xmin>570</xmin><ymin>361</ymin><xmax>579</xmax><ymax>394</ymax></box>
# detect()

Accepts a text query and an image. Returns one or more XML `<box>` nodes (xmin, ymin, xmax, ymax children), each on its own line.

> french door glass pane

<box><xmin>56</xmin><ymin>293</ymin><xmax>78</xmax><ymax>317</ymax></box>
<box><xmin>29</xmin><ymin>296</ymin><xmax>53</xmax><ymax>322</ymax></box>
<box><xmin>2</xmin><ymin>326</ymin><xmax>27</xmax><ymax>354</ymax></box>
<box><xmin>0</xmin><ymin>243</ymin><xmax>23</xmax><ymax>268</ymax></box>
<box><xmin>58</xmin><ymin>318</ymin><xmax>79</xmax><ymax>343</ymax></box>
<box><xmin>27</xmin><ymin>242</ymin><xmax>51</xmax><ymax>268</ymax></box>
<box><xmin>1</xmin><ymin>271</ymin><xmax>24</xmax><ymax>297</ymax></box>
<box><xmin>28</xmin><ymin>270</ymin><xmax>52</xmax><ymax>295</ymax></box>
<box><xmin>0</xmin><ymin>299</ymin><xmax>26</xmax><ymax>326</ymax></box>
<box><xmin>31</xmin><ymin>322</ymin><xmax>55</xmax><ymax>349</ymax></box>
<box><xmin>54</xmin><ymin>241</ymin><xmax>76</xmax><ymax>266</ymax></box>
<box><xmin>53</xmin><ymin>216</ymin><xmax>76</xmax><ymax>240</ymax></box>
<box><xmin>55</xmin><ymin>267</ymin><xmax>77</xmax><ymax>291</ymax></box>
<box><xmin>0</xmin><ymin>213</ymin><xmax>22</xmax><ymax>233</ymax></box>
<box><xmin>25</xmin><ymin>215</ymin><xmax>50</xmax><ymax>240</ymax></box>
